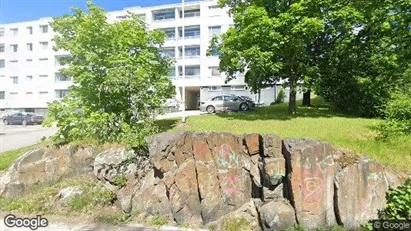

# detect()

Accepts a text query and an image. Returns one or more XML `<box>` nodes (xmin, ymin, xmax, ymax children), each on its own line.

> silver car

<box><xmin>199</xmin><ymin>95</ymin><xmax>252</xmax><ymax>113</ymax></box>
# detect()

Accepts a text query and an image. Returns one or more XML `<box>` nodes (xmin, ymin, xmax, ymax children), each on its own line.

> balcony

<box><xmin>178</xmin><ymin>26</ymin><xmax>200</xmax><ymax>40</ymax></box>
<box><xmin>178</xmin><ymin>65</ymin><xmax>200</xmax><ymax>79</ymax></box>
<box><xmin>180</xmin><ymin>9</ymin><xmax>200</xmax><ymax>19</ymax></box>
<box><xmin>153</xmin><ymin>9</ymin><xmax>176</xmax><ymax>22</ymax></box>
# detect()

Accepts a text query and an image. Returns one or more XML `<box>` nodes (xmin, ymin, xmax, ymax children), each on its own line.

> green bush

<box><xmin>275</xmin><ymin>88</ymin><xmax>286</xmax><ymax>104</ymax></box>
<box><xmin>376</xmin><ymin>86</ymin><xmax>411</xmax><ymax>139</ymax></box>
<box><xmin>378</xmin><ymin>179</ymin><xmax>411</xmax><ymax>220</ymax></box>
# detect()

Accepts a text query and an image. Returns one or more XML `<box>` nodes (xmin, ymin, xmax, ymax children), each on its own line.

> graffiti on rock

<box><xmin>303</xmin><ymin>177</ymin><xmax>324</xmax><ymax>203</ymax></box>
<box><xmin>222</xmin><ymin>175</ymin><xmax>241</xmax><ymax>197</ymax></box>
<box><xmin>216</xmin><ymin>144</ymin><xmax>240</xmax><ymax>169</ymax></box>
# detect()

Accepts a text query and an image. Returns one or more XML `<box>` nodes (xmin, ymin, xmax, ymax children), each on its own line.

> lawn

<box><xmin>166</xmin><ymin>97</ymin><xmax>411</xmax><ymax>172</ymax></box>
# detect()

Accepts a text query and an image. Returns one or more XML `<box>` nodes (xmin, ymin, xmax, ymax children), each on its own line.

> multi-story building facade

<box><xmin>0</xmin><ymin>0</ymin><xmax>301</xmax><ymax>116</ymax></box>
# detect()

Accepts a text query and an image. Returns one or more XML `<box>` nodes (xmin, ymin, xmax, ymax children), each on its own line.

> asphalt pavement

<box><xmin>0</xmin><ymin>123</ymin><xmax>57</xmax><ymax>153</ymax></box>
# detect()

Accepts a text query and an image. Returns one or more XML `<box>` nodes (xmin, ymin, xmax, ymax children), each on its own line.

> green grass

<box><xmin>0</xmin><ymin>142</ymin><xmax>50</xmax><ymax>173</ymax></box>
<box><xmin>163</xmin><ymin>97</ymin><xmax>411</xmax><ymax>172</ymax></box>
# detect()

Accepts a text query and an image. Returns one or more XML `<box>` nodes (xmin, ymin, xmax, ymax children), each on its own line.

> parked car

<box><xmin>238</xmin><ymin>96</ymin><xmax>256</xmax><ymax>109</ymax></box>
<box><xmin>199</xmin><ymin>95</ymin><xmax>254</xmax><ymax>113</ymax></box>
<box><xmin>3</xmin><ymin>113</ymin><xmax>44</xmax><ymax>126</ymax></box>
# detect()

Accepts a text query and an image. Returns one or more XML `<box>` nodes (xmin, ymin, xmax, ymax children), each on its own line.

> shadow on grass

<box><xmin>216</xmin><ymin>97</ymin><xmax>359</xmax><ymax>121</ymax></box>
<box><xmin>155</xmin><ymin>118</ymin><xmax>180</xmax><ymax>133</ymax></box>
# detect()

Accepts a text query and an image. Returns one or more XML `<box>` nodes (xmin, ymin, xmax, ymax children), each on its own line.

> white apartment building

<box><xmin>0</xmin><ymin>0</ymin><xmax>298</xmax><ymax>116</ymax></box>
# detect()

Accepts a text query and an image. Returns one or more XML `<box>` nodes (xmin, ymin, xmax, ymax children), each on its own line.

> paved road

<box><xmin>0</xmin><ymin>111</ymin><xmax>205</xmax><ymax>154</ymax></box>
<box><xmin>0</xmin><ymin>124</ymin><xmax>57</xmax><ymax>153</ymax></box>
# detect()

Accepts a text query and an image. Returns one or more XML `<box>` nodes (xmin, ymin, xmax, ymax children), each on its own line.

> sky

<box><xmin>0</xmin><ymin>0</ymin><xmax>200</xmax><ymax>24</ymax></box>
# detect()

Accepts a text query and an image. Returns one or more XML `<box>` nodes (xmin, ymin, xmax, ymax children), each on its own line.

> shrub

<box><xmin>220</xmin><ymin>218</ymin><xmax>251</xmax><ymax>231</ymax></box>
<box><xmin>378</xmin><ymin>179</ymin><xmax>411</xmax><ymax>220</ymax></box>
<box><xmin>275</xmin><ymin>88</ymin><xmax>286</xmax><ymax>104</ymax></box>
<box><xmin>376</xmin><ymin>86</ymin><xmax>411</xmax><ymax>139</ymax></box>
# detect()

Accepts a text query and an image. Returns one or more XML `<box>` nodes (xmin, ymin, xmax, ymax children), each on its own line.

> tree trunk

<box><xmin>288</xmin><ymin>80</ymin><xmax>297</xmax><ymax>115</ymax></box>
<box><xmin>302</xmin><ymin>89</ymin><xmax>311</xmax><ymax>107</ymax></box>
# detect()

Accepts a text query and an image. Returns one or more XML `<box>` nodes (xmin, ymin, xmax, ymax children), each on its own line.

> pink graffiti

<box><xmin>226</xmin><ymin>176</ymin><xmax>240</xmax><ymax>184</ymax></box>
<box><xmin>224</xmin><ymin>187</ymin><xmax>240</xmax><ymax>196</ymax></box>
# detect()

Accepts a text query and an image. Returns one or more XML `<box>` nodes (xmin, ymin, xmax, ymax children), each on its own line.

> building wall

<box><xmin>0</xmin><ymin>0</ymin><xmax>303</xmax><ymax>113</ymax></box>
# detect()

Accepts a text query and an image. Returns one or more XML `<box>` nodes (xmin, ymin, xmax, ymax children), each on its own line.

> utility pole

<box><xmin>181</xmin><ymin>0</ymin><xmax>186</xmax><ymax>122</ymax></box>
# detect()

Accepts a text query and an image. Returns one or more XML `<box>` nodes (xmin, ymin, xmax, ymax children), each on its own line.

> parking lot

<box><xmin>0</xmin><ymin>123</ymin><xmax>57</xmax><ymax>153</ymax></box>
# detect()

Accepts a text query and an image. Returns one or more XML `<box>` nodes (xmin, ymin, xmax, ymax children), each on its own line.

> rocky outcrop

<box><xmin>0</xmin><ymin>145</ymin><xmax>99</xmax><ymax>197</ymax></box>
<box><xmin>0</xmin><ymin>131</ymin><xmax>403</xmax><ymax>230</ymax></box>
<box><xmin>335</xmin><ymin>159</ymin><xmax>397</xmax><ymax>229</ymax></box>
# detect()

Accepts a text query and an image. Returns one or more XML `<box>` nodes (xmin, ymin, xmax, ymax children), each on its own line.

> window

<box><xmin>26</xmin><ymin>43</ymin><xmax>33</xmax><ymax>51</ymax></box>
<box><xmin>40</xmin><ymin>25</ymin><xmax>48</xmax><ymax>33</ymax></box>
<box><xmin>180</xmin><ymin>65</ymin><xmax>200</xmax><ymax>78</ymax></box>
<box><xmin>39</xmin><ymin>91</ymin><xmax>48</xmax><ymax>96</ymax></box>
<box><xmin>39</xmin><ymin>58</ymin><xmax>48</xmax><ymax>61</ymax></box>
<box><xmin>209</xmin><ymin>87</ymin><xmax>222</xmax><ymax>92</ymax></box>
<box><xmin>231</xmin><ymin>85</ymin><xmax>246</xmax><ymax>91</ymax></box>
<box><xmin>182</xmin><ymin>46</ymin><xmax>200</xmax><ymax>58</ymax></box>
<box><xmin>212</xmin><ymin>96</ymin><xmax>223</xmax><ymax>101</ymax></box>
<box><xmin>27</xmin><ymin>59</ymin><xmax>33</xmax><ymax>62</ymax></box>
<box><xmin>210</xmin><ymin>67</ymin><xmax>221</xmax><ymax>76</ymax></box>
<box><xmin>153</xmin><ymin>10</ymin><xmax>175</xmax><ymax>21</ymax></box>
<box><xmin>137</xmin><ymin>14</ymin><xmax>146</xmax><ymax>20</ymax></box>
<box><xmin>116</xmin><ymin>15</ymin><xmax>127</xmax><ymax>19</ymax></box>
<box><xmin>40</xmin><ymin>41</ymin><xmax>48</xmax><ymax>50</ymax></box>
<box><xmin>0</xmin><ymin>44</ymin><xmax>4</xmax><ymax>52</ymax></box>
<box><xmin>10</xmin><ymin>60</ymin><xmax>18</xmax><ymax>63</ymax></box>
<box><xmin>210</xmin><ymin>47</ymin><xmax>220</xmax><ymax>56</ymax></box>
<box><xmin>26</xmin><ymin>75</ymin><xmax>33</xmax><ymax>81</ymax></box>
<box><xmin>56</xmin><ymin>90</ymin><xmax>69</xmax><ymax>99</ymax></box>
<box><xmin>0</xmin><ymin>28</ymin><xmax>4</xmax><ymax>37</ymax></box>
<box><xmin>9</xmin><ymin>92</ymin><xmax>18</xmax><ymax>101</ymax></box>
<box><xmin>26</xmin><ymin>92</ymin><xmax>33</xmax><ymax>95</ymax></box>
<box><xmin>10</xmin><ymin>28</ymin><xmax>18</xmax><ymax>36</ymax></box>
<box><xmin>55</xmin><ymin>73</ymin><xmax>71</xmax><ymax>82</ymax></box>
<box><xmin>160</xmin><ymin>48</ymin><xmax>175</xmax><ymax>58</ymax></box>
<box><xmin>209</xmin><ymin>26</ymin><xmax>221</xmax><ymax>36</ymax></box>
<box><xmin>0</xmin><ymin>60</ymin><xmax>4</xmax><ymax>68</ymax></box>
<box><xmin>168</xmin><ymin>67</ymin><xmax>176</xmax><ymax>78</ymax></box>
<box><xmin>163</xmin><ymin>28</ymin><xmax>176</xmax><ymax>40</ymax></box>
<box><xmin>39</xmin><ymin>74</ymin><xmax>48</xmax><ymax>78</ymax></box>
<box><xmin>208</xmin><ymin>5</ymin><xmax>220</xmax><ymax>9</ymax></box>
<box><xmin>11</xmin><ymin>76</ymin><xmax>18</xmax><ymax>84</ymax></box>
<box><xmin>181</xmin><ymin>9</ymin><xmax>200</xmax><ymax>18</ymax></box>
<box><xmin>180</xmin><ymin>26</ymin><xmax>200</xmax><ymax>39</ymax></box>
<box><xmin>11</xmin><ymin>44</ymin><xmax>18</xmax><ymax>52</ymax></box>
<box><xmin>27</xmin><ymin>26</ymin><xmax>33</xmax><ymax>34</ymax></box>
<box><xmin>0</xmin><ymin>91</ymin><xmax>5</xmax><ymax>100</ymax></box>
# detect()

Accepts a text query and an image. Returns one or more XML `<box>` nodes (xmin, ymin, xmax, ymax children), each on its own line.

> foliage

<box><xmin>211</xmin><ymin>0</ymin><xmax>410</xmax><ymax>117</ymax></box>
<box><xmin>317</xmin><ymin>0</ymin><xmax>411</xmax><ymax>117</ymax></box>
<box><xmin>44</xmin><ymin>1</ymin><xmax>175</xmax><ymax>147</ymax></box>
<box><xmin>378</xmin><ymin>179</ymin><xmax>411</xmax><ymax>220</ymax></box>
<box><xmin>146</xmin><ymin>214</ymin><xmax>168</xmax><ymax>227</ymax></box>
<box><xmin>0</xmin><ymin>177</ymin><xmax>116</xmax><ymax>215</ymax></box>
<box><xmin>95</xmin><ymin>212</ymin><xmax>136</xmax><ymax>226</ymax></box>
<box><xmin>211</xmin><ymin>0</ymin><xmax>365</xmax><ymax>114</ymax></box>
<box><xmin>275</xmin><ymin>88</ymin><xmax>286</xmax><ymax>104</ymax></box>
<box><xmin>376</xmin><ymin>80</ymin><xmax>411</xmax><ymax>139</ymax></box>
<box><xmin>169</xmin><ymin>97</ymin><xmax>411</xmax><ymax>171</ymax></box>
<box><xmin>114</xmin><ymin>174</ymin><xmax>128</xmax><ymax>188</ymax></box>
<box><xmin>220</xmin><ymin>217</ymin><xmax>251</xmax><ymax>231</ymax></box>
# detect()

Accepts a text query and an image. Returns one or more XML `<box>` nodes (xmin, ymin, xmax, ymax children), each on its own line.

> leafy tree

<box><xmin>211</xmin><ymin>0</ymin><xmax>410</xmax><ymax>116</ymax></box>
<box><xmin>44</xmin><ymin>1</ymin><xmax>175</xmax><ymax>146</ymax></box>
<box><xmin>317</xmin><ymin>0</ymin><xmax>411</xmax><ymax>117</ymax></box>
<box><xmin>211</xmin><ymin>0</ymin><xmax>364</xmax><ymax>114</ymax></box>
